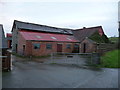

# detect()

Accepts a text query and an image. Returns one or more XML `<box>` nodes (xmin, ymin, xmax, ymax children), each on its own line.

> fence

<box><xmin>49</xmin><ymin>52</ymin><xmax>100</xmax><ymax>66</ymax></box>
<box><xmin>97</xmin><ymin>43</ymin><xmax>117</xmax><ymax>55</ymax></box>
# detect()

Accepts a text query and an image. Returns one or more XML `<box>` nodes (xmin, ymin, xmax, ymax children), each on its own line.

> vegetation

<box><xmin>100</xmin><ymin>49</ymin><xmax>119</xmax><ymax>68</ymax></box>
<box><xmin>89</xmin><ymin>31</ymin><xmax>109</xmax><ymax>43</ymax></box>
<box><xmin>109</xmin><ymin>37</ymin><xmax>119</xmax><ymax>43</ymax></box>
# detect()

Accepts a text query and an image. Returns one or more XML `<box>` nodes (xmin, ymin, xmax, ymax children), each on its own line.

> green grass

<box><xmin>100</xmin><ymin>49</ymin><xmax>119</xmax><ymax>68</ymax></box>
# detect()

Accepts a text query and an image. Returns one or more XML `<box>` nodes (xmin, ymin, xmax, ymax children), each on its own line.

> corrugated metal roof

<box><xmin>20</xmin><ymin>30</ymin><xmax>79</xmax><ymax>42</ymax></box>
<box><xmin>72</xmin><ymin>26</ymin><xmax>104</xmax><ymax>42</ymax></box>
<box><xmin>12</xmin><ymin>20</ymin><xmax>73</xmax><ymax>35</ymax></box>
<box><xmin>0</xmin><ymin>24</ymin><xmax>8</xmax><ymax>49</ymax></box>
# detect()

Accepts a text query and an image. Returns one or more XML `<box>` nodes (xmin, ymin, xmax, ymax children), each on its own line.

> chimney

<box><xmin>83</xmin><ymin>27</ymin><xmax>86</xmax><ymax>29</ymax></box>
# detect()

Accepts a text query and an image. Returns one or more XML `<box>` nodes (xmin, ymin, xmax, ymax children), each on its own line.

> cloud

<box><xmin>1</xmin><ymin>0</ymin><xmax>119</xmax><ymax>3</ymax></box>
<box><xmin>0</xmin><ymin>1</ymin><xmax>118</xmax><ymax>37</ymax></box>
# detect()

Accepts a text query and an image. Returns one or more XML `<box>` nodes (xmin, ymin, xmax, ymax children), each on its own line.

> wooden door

<box><xmin>57</xmin><ymin>44</ymin><xmax>62</xmax><ymax>52</ymax></box>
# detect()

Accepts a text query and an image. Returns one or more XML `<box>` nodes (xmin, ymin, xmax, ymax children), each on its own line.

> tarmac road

<box><xmin>2</xmin><ymin>59</ymin><xmax>119</xmax><ymax>88</ymax></box>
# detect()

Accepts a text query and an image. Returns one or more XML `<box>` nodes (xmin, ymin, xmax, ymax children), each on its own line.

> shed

<box><xmin>18</xmin><ymin>30</ymin><xmax>80</xmax><ymax>56</ymax></box>
<box><xmin>72</xmin><ymin>26</ymin><xmax>109</xmax><ymax>53</ymax></box>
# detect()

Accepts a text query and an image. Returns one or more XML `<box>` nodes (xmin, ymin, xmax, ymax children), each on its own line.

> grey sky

<box><xmin>0</xmin><ymin>0</ymin><xmax>119</xmax><ymax>37</ymax></box>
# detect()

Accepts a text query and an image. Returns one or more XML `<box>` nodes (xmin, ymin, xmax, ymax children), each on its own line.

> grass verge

<box><xmin>100</xmin><ymin>49</ymin><xmax>119</xmax><ymax>68</ymax></box>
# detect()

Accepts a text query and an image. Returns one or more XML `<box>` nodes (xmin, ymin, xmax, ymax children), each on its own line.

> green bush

<box><xmin>100</xmin><ymin>49</ymin><xmax>119</xmax><ymax>68</ymax></box>
<box><xmin>89</xmin><ymin>31</ymin><xmax>106</xmax><ymax>43</ymax></box>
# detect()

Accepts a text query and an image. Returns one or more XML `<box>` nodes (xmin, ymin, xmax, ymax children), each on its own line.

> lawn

<box><xmin>100</xmin><ymin>49</ymin><xmax>119</xmax><ymax>68</ymax></box>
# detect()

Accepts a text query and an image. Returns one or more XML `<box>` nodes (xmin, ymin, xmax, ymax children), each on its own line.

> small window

<box><xmin>67</xmin><ymin>38</ymin><xmax>71</xmax><ymax>40</ymax></box>
<box><xmin>74</xmin><ymin>44</ymin><xmax>79</xmax><ymax>48</ymax></box>
<box><xmin>66</xmin><ymin>44</ymin><xmax>71</xmax><ymax>49</ymax></box>
<box><xmin>51</xmin><ymin>37</ymin><xmax>57</xmax><ymax>40</ymax></box>
<box><xmin>46</xmin><ymin>43</ymin><xmax>52</xmax><ymax>49</ymax></box>
<box><xmin>33</xmin><ymin>43</ymin><xmax>40</xmax><ymax>49</ymax></box>
<box><xmin>36</xmin><ymin>36</ymin><xmax>42</xmax><ymax>39</ymax></box>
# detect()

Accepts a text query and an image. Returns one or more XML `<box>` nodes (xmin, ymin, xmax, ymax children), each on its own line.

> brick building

<box><xmin>72</xmin><ymin>26</ymin><xmax>109</xmax><ymax>53</ymax></box>
<box><xmin>12</xmin><ymin>20</ymin><xmax>80</xmax><ymax>56</ymax></box>
<box><xmin>6</xmin><ymin>33</ymin><xmax>12</xmax><ymax>49</ymax></box>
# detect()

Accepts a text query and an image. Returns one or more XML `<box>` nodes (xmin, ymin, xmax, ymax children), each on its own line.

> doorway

<box><xmin>23</xmin><ymin>45</ymin><xmax>25</xmax><ymax>55</ymax></box>
<box><xmin>57</xmin><ymin>44</ymin><xmax>62</xmax><ymax>52</ymax></box>
<box><xmin>83</xmin><ymin>43</ymin><xmax>86</xmax><ymax>53</ymax></box>
<box><xmin>15</xmin><ymin>44</ymin><xmax>17</xmax><ymax>53</ymax></box>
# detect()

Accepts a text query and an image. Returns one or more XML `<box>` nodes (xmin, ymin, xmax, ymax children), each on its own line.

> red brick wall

<box><xmin>80</xmin><ymin>39</ymin><xmax>97</xmax><ymax>53</ymax></box>
<box><xmin>17</xmin><ymin>32</ymin><xmax>26</xmax><ymax>55</ymax></box>
<box><xmin>25</xmin><ymin>41</ymin><xmax>32</xmax><ymax>56</ymax></box>
<box><xmin>25</xmin><ymin>41</ymin><xmax>78</xmax><ymax>56</ymax></box>
<box><xmin>17</xmin><ymin>32</ymin><xmax>80</xmax><ymax>56</ymax></box>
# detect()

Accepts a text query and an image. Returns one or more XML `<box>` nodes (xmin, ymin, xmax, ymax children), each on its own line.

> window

<box><xmin>67</xmin><ymin>38</ymin><xmax>71</xmax><ymax>40</ymax></box>
<box><xmin>51</xmin><ymin>37</ymin><xmax>57</xmax><ymax>40</ymax></box>
<box><xmin>46</xmin><ymin>43</ymin><xmax>52</xmax><ymax>49</ymax></box>
<box><xmin>33</xmin><ymin>43</ymin><xmax>40</xmax><ymax>49</ymax></box>
<box><xmin>66</xmin><ymin>44</ymin><xmax>71</xmax><ymax>49</ymax></box>
<box><xmin>74</xmin><ymin>44</ymin><xmax>79</xmax><ymax>48</ymax></box>
<box><xmin>36</xmin><ymin>36</ymin><xmax>42</xmax><ymax>39</ymax></box>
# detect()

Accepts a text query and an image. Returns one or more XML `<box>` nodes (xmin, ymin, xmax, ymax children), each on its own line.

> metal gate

<box><xmin>49</xmin><ymin>52</ymin><xmax>100</xmax><ymax>66</ymax></box>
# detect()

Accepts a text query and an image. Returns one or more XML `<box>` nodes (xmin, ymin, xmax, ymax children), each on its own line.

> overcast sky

<box><xmin>0</xmin><ymin>0</ymin><xmax>119</xmax><ymax>37</ymax></box>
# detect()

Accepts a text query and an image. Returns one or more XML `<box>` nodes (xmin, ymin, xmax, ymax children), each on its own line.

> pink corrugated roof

<box><xmin>20</xmin><ymin>30</ymin><xmax>79</xmax><ymax>42</ymax></box>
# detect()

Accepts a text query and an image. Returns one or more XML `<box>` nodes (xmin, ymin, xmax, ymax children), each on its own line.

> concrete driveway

<box><xmin>2</xmin><ymin>55</ymin><xmax>119</xmax><ymax>88</ymax></box>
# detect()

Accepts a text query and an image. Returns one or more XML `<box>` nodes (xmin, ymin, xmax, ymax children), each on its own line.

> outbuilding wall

<box><xmin>80</xmin><ymin>39</ymin><xmax>97</xmax><ymax>53</ymax></box>
<box><xmin>26</xmin><ymin>41</ymin><xmax>79</xmax><ymax>56</ymax></box>
<box><xmin>17</xmin><ymin>32</ymin><xmax>26</xmax><ymax>55</ymax></box>
<box><xmin>17</xmin><ymin>32</ymin><xmax>80</xmax><ymax>56</ymax></box>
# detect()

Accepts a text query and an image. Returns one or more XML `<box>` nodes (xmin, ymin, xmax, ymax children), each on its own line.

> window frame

<box><xmin>74</xmin><ymin>44</ymin><xmax>79</xmax><ymax>48</ymax></box>
<box><xmin>66</xmin><ymin>44</ymin><xmax>71</xmax><ymax>49</ymax></box>
<box><xmin>46</xmin><ymin>43</ymin><xmax>52</xmax><ymax>49</ymax></box>
<box><xmin>33</xmin><ymin>43</ymin><xmax>40</xmax><ymax>49</ymax></box>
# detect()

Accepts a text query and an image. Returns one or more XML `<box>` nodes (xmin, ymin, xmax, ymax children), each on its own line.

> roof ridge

<box><xmin>0</xmin><ymin>24</ymin><xmax>3</xmax><ymax>26</ymax></box>
<box><xmin>74</xmin><ymin>26</ymin><xmax>102</xmax><ymax>31</ymax></box>
<box><xmin>14</xmin><ymin>20</ymin><xmax>72</xmax><ymax>30</ymax></box>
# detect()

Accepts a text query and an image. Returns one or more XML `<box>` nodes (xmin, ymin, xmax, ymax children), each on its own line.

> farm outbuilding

<box><xmin>73</xmin><ymin>26</ymin><xmax>109</xmax><ymax>53</ymax></box>
<box><xmin>18</xmin><ymin>30</ymin><xmax>79</xmax><ymax>56</ymax></box>
<box><xmin>11</xmin><ymin>20</ymin><xmax>80</xmax><ymax>56</ymax></box>
<box><xmin>11</xmin><ymin>20</ymin><xmax>110</xmax><ymax>56</ymax></box>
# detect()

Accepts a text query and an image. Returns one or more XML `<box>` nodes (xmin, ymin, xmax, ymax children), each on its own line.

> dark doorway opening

<box><xmin>83</xmin><ymin>43</ymin><xmax>86</xmax><ymax>53</ymax></box>
<box><xmin>23</xmin><ymin>45</ymin><xmax>25</xmax><ymax>55</ymax></box>
<box><xmin>9</xmin><ymin>40</ymin><xmax>12</xmax><ymax>48</ymax></box>
<box><xmin>15</xmin><ymin>44</ymin><xmax>17</xmax><ymax>53</ymax></box>
<box><xmin>57</xmin><ymin>44</ymin><xmax>62</xmax><ymax>52</ymax></box>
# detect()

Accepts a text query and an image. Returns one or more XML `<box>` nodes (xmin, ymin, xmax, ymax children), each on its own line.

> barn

<box><xmin>72</xmin><ymin>26</ymin><xmax>109</xmax><ymax>53</ymax></box>
<box><xmin>11</xmin><ymin>20</ymin><xmax>80</xmax><ymax>56</ymax></box>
